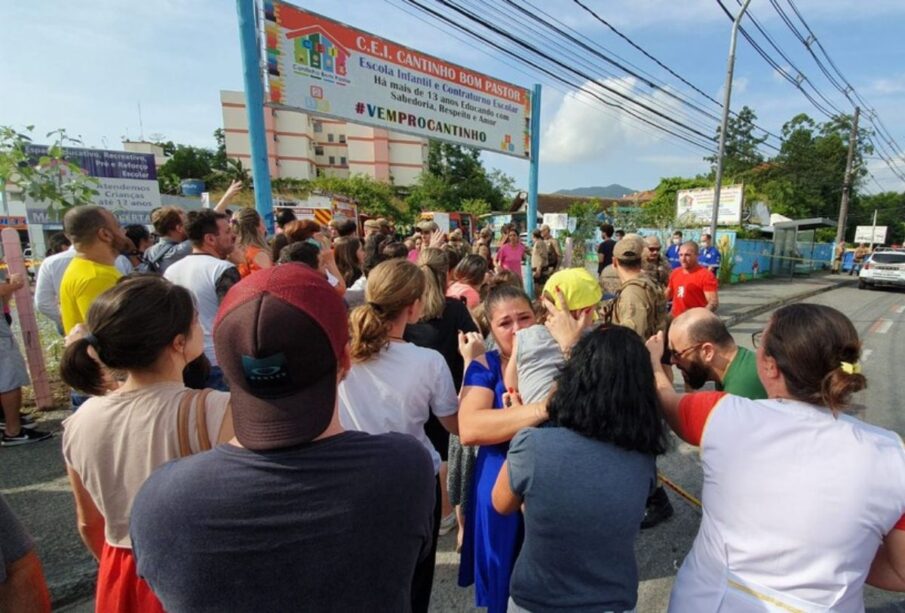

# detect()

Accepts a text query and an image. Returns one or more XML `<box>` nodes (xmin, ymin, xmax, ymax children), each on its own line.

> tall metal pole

<box><xmin>236</xmin><ymin>0</ymin><xmax>275</xmax><ymax>233</ymax></box>
<box><xmin>835</xmin><ymin>106</ymin><xmax>860</xmax><ymax>246</ymax></box>
<box><xmin>869</xmin><ymin>208</ymin><xmax>878</xmax><ymax>250</ymax></box>
<box><xmin>525</xmin><ymin>84</ymin><xmax>542</xmax><ymax>297</ymax></box>
<box><xmin>710</xmin><ymin>0</ymin><xmax>752</xmax><ymax>240</ymax></box>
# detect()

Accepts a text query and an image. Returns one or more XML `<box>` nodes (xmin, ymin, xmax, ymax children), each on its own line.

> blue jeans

<box><xmin>205</xmin><ymin>366</ymin><xmax>229</xmax><ymax>392</ymax></box>
<box><xmin>70</xmin><ymin>390</ymin><xmax>90</xmax><ymax>411</ymax></box>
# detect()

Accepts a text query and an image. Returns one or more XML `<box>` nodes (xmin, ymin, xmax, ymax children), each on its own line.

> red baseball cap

<box><xmin>213</xmin><ymin>264</ymin><xmax>348</xmax><ymax>450</ymax></box>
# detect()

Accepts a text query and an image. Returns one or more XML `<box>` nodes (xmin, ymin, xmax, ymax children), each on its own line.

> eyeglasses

<box><xmin>669</xmin><ymin>343</ymin><xmax>703</xmax><ymax>361</ymax></box>
<box><xmin>751</xmin><ymin>330</ymin><xmax>764</xmax><ymax>348</ymax></box>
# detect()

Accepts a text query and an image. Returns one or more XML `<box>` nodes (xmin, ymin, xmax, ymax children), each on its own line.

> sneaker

<box><xmin>0</xmin><ymin>413</ymin><xmax>38</xmax><ymax>431</ymax></box>
<box><xmin>438</xmin><ymin>512</ymin><xmax>457</xmax><ymax>536</ymax></box>
<box><xmin>641</xmin><ymin>486</ymin><xmax>674</xmax><ymax>530</ymax></box>
<box><xmin>1</xmin><ymin>429</ymin><xmax>53</xmax><ymax>447</ymax></box>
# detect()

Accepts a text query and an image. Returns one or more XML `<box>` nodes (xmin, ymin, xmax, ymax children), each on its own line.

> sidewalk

<box><xmin>716</xmin><ymin>271</ymin><xmax>856</xmax><ymax>326</ymax></box>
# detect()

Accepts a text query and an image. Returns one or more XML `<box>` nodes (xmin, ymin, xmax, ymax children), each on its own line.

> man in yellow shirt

<box><xmin>59</xmin><ymin>206</ymin><xmax>131</xmax><ymax>334</ymax></box>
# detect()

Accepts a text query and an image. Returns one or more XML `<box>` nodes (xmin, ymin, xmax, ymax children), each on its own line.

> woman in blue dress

<box><xmin>457</xmin><ymin>284</ymin><xmax>549</xmax><ymax>613</ymax></box>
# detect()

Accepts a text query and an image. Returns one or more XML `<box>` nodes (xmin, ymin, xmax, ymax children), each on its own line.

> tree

<box><xmin>564</xmin><ymin>199</ymin><xmax>600</xmax><ymax>264</ymax></box>
<box><xmin>754</xmin><ymin>112</ymin><xmax>872</xmax><ymax>219</ymax></box>
<box><xmin>706</xmin><ymin>106</ymin><xmax>767</xmax><ymax>179</ymax></box>
<box><xmin>312</xmin><ymin>174</ymin><xmax>412</xmax><ymax>223</ymax></box>
<box><xmin>406</xmin><ymin>141</ymin><xmax>516</xmax><ymax>212</ymax></box>
<box><xmin>0</xmin><ymin>126</ymin><xmax>99</xmax><ymax>214</ymax></box>
<box><xmin>850</xmin><ymin>191</ymin><xmax>905</xmax><ymax>245</ymax></box>
<box><xmin>461</xmin><ymin>198</ymin><xmax>491</xmax><ymax>217</ymax></box>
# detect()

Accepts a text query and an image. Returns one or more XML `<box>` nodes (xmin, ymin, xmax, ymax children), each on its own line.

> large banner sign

<box><xmin>263</xmin><ymin>0</ymin><xmax>532</xmax><ymax>158</ymax></box>
<box><xmin>676</xmin><ymin>184</ymin><xmax>744</xmax><ymax>226</ymax></box>
<box><xmin>23</xmin><ymin>145</ymin><xmax>161</xmax><ymax>225</ymax></box>
<box><xmin>854</xmin><ymin>225</ymin><xmax>887</xmax><ymax>244</ymax></box>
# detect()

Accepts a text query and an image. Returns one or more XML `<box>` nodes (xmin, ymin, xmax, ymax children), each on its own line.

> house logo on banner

<box><xmin>262</xmin><ymin>0</ymin><xmax>532</xmax><ymax>158</ymax></box>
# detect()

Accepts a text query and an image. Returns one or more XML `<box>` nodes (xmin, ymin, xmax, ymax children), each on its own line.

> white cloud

<box><xmin>865</xmin><ymin>76</ymin><xmax>905</xmax><ymax>96</ymax></box>
<box><xmin>539</xmin><ymin>77</ymin><xmax>712</xmax><ymax>164</ymax></box>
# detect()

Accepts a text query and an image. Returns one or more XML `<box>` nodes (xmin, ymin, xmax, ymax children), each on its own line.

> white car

<box><xmin>859</xmin><ymin>250</ymin><xmax>905</xmax><ymax>290</ymax></box>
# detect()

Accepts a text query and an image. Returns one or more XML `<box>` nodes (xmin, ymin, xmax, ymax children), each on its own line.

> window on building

<box><xmin>327</xmin><ymin>133</ymin><xmax>335</xmax><ymax>143</ymax></box>
<box><xmin>329</xmin><ymin>156</ymin><xmax>335</xmax><ymax>165</ymax></box>
<box><xmin>340</xmin><ymin>156</ymin><xmax>347</xmax><ymax>167</ymax></box>
<box><xmin>339</xmin><ymin>134</ymin><xmax>346</xmax><ymax>144</ymax></box>
<box><xmin>315</xmin><ymin>145</ymin><xmax>324</xmax><ymax>156</ymax></box>
<box><xmin>313</xmin><ymin>121</ymin><xmax>323</xmax><ymax>133</ymax></box>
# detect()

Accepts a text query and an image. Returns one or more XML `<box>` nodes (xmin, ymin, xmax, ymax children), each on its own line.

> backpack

<box><xmin>139</xmin><ymin>241</ymin><xmax>180</xmax><ymax>274</ymax></box>
<box><xmin>602</xmin><ymin>276</ymin><xmax>667</xmax><ymax>339</ymax></box>
<box><xmin>546</xmin><ymin>240</ymin><xmax>559</xmax><ymax>270</ymax></box>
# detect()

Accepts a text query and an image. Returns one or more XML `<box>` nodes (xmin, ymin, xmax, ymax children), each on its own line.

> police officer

<box><xmin>642</xmin><ymin>235</ymin><xmax>672</xmax><ymax>289</ymax></box>
<box><xmin>606</xmin><ymin>235</ymin><xmax>667</xmax><ymax>339</ymax></box>
<box><xmin>699</xmin><ymin>233</ymin><xmax>721</xmax><ymax>276</ymax></box>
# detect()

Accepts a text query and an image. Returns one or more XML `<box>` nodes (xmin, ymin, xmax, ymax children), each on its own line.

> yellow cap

<box><xmin>543</xmin><ymin>268</ymin><xmax>603</xmax><ymax>311</ymax></box>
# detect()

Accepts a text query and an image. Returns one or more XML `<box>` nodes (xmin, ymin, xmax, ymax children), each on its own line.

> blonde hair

<box><xmin>349</xmin><ymin>259</ymin><xmax>425</xmax><ymax>362</ymax></box>
<box><xmin>417</xmin><ymin>248</ymin><xmax>449</xmax><ymax>322</ymax></box>
<box><xmin>231</xmin><ymin>208</ymin><xmax>268</xmax><ymax>251</ymax></box>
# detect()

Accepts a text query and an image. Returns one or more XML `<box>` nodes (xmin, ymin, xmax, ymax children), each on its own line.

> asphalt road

<box><xmin>4</xmin><ymin>283</ymin><xmax>905</xmax><ymax>612</ymax></box>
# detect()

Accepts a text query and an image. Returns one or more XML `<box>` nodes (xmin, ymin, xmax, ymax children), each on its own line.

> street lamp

<box><xmin>709</xmin><ymin>0</ymin><xmax>753</xmax><ymax>240</ymax></box>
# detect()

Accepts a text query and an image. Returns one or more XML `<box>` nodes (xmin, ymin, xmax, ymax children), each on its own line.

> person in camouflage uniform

<box><xmin>603</xmin><ymin>235</ymin><xmax>667</xmax><ymax>339</ymax></box>
<box><xmin>642</xmin><ymin>235</ymin><xmax>671</xmax><ymax>289</ymax></box>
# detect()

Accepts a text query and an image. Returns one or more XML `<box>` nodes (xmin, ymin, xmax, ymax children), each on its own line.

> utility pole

<box><xmin>835</xmin><ymin>106</ymin><xmax>860</xmax><ymax>246</ymax></box>
<box><xmin>710</xmin><ymin>0</ymin><xmax>753</xmax><ymax>241</ymax></box>
<box><xmin>869</xmin><ymin>208</ymin><xmax>878</xmax><ymax>250</ymax></box>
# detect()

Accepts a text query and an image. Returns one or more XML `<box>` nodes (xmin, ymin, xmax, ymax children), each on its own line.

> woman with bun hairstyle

<box><xmin>60</xmin><ymin>276</ymin><xmax>233</xmax><ymax>612</ymax></box>
<box><xmin>646</xmin><ymin>303</ymin><xmax>905</xmax><ymax>612</ymax></box>
<box><xmin>338</xmin><ymin>258</ymin><xmax>459</xmax><ymax>613</ymax></box>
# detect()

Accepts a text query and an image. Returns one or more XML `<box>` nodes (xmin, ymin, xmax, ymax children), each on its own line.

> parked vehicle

<box><xmin>419</xmin><ymin>211</ymin><xmax>477</xmax><ymax>242</ymax></box>
<box><xmin>858</xmin><ymin>249</ymin><xmax>905</xmax><ymax>290</ymax></box>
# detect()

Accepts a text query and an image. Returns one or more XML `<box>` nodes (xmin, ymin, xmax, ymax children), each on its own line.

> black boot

<box><xmin>641</xmin><ymin>486</ymin><xmax>674</xmax><ymax>530</ymax></box>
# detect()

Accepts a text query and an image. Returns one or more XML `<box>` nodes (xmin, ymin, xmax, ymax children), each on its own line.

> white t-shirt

<box><xmin>165</xmin><ymin>254</ymin><xmax>237</xmax><ymax>366</ymax></box>
<box><xmin>338</xmin><ymin>342</ymin><xmax>458</xmax><ymax>473</ymax></box>
<box><xmin>62</xmin><ymin>382</ymin><xmax>230</xmax><ymax>548</ymax></box>
<box><xmin>670</xmin><ymin>393</ymin><xmax>905</xmax><ymax>612</ymax></box>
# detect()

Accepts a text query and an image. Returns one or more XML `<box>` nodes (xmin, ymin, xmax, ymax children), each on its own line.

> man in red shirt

<box><xmin>667</xmin><ymin>241</ymin><xmax>718</xmax><ymax>316</ymax></box>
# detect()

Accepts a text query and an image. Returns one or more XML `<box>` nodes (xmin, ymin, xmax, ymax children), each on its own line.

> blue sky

<box><xmin>2</xmin><ymin>0</ymin><xmax>904</xmax><ymax>195</ymax></box>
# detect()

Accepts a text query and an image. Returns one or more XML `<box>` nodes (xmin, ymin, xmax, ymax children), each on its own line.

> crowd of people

<box><xmin>0</xmin><ymin>199</ymin><xmax>904</xmax><ymax>613</ymax></box>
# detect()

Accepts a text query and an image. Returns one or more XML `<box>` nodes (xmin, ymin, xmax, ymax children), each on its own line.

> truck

<box><xmin>274</xmin><ymin>193</ymin><xmax>360</xmax><ymax>233</ymax></box>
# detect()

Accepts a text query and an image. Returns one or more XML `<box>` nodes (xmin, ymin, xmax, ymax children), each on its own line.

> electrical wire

<box><xmin>400</xmin><ymin>0</ymin><xmax>718</xmax><ymax>151</ymax></box>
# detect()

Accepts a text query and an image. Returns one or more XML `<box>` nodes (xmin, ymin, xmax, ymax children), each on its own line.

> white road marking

<box><xmin>861</xmin><ymin>349</ymin><xmax>873</xmax><ymax>363</ymax></box>
<box><xmin>896</xmin><ymin>305</ymin><xmax>905</xmax><ymax>314</ymax></box>
<box><xmin>872</xmin><ymin>319</ymin><xmax>894</xmax><ymax>335</ymax></box>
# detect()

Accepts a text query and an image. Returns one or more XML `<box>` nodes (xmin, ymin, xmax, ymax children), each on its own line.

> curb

<box><xmin>723</xmin><ymin>278</ymin><xmax>856</xmax><ymax>328</ymax></box>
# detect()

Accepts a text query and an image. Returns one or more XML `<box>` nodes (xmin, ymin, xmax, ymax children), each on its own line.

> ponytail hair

<box><xmin>60</xmin><ymin>276</ymin><xmax>196</xmax><ymax>395</ymax></box>
<box><xmin>417</xmin><ymin>248</ymin><xmax>449</xmax><ymax>321</ymax></box>
<box><xmin>763</xmin><ymin>303</ymin><xmax>866</xmax><ymax>411</ymax></box>
<box><xmin>349</xmin><ymin>259</ymin><xmax>425</xmax><ymax>362</ymax></box>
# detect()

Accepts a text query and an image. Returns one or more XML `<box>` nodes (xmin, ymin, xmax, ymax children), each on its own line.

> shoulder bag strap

<box><xmin>194</xmin><ymin>388</ymin><xmax>214</xmax><ymax>452</ymax></box>
<box><xmin>177</xmin><ymin>389</ymin><xmax>199</xmax><ymax>457</ymax></box>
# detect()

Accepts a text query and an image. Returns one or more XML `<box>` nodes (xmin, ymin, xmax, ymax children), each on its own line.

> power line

<box><xmin>572</xmin><ymin>0</ymin><xmax>784</xmax><ymax>148</ymax></box>
<box><xmin>401</xmin><ymin>0</ymin><xmax>718</xmax><ymax>151</ymax></box>
<box><xmin>469</xmin><ymin>0</ymin><xmax>726</xmax><ymax>142</ymax></box>
<box><xmin>382</xmin><ymin>0</ymin><xmax>714</xmax><ymax>158</ymax></box>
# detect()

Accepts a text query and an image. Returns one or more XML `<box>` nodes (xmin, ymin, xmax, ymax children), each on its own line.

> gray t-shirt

<box><xmin>507</xmin><ymin>427</ymin><xmax>656</xmax><ymax>612</ymax></box>
<box><xmin>143</xmin><ymin>238</ymin><xmax>192</xmax><ymax>274</ymax></box>
<box><xmin>131</xmin><ymin>431</ymin><xmax>434</xmax><ymax>613</ymax></box>
<box><xmin>0</xmin><ymin>494</ymin><xmax>33</xmax><ymax>583</ymax></box>
<box><xmin>515</xmin><ymin>325</ymin><xmax>563</xmax><ymax>404</ymax></box>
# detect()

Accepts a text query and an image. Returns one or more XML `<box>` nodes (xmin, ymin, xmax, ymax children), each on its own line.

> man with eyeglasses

<box><xmin>667</xmin><ymin>308</ymin><xmax>766</xmax><ymax>399</ymax></box>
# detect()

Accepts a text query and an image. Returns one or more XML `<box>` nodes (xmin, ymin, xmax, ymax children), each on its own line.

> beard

<box><xmin>679</xmin><ymin>359</ymin><xmax>710</xmax><ymax>390</ymax></box>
